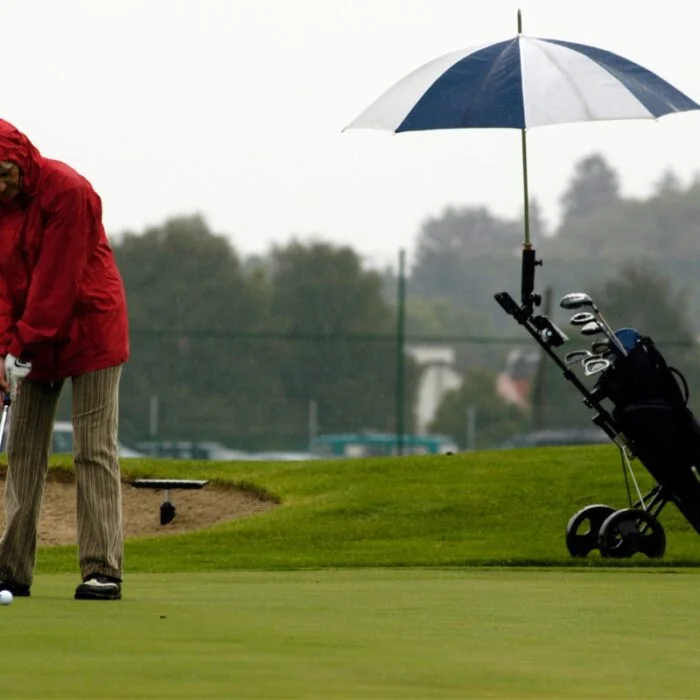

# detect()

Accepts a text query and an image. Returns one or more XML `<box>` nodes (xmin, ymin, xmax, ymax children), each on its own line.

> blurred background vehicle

<box><xmin>250</xmin><ymin>451</ymin><xmax>316</xmax><ymax>461</ymax></box>
<box><xmin>309</xmin><ymin>432</ymin><xmax>458</xmax><ymax>458</ymax></box>
<box><xmin>498</xmin><ymin>428</ymin><xmax>609</xmax><ymax>449</ymax></box>
<box><xmin>133</xmin><ymin>440</ymin><xmax>252</xmax><ymax>460</ymax></box>
<box><xmin>53</xmin><ymin>421</ymin><xmax>145</xmax><ymax>458</ymax></box>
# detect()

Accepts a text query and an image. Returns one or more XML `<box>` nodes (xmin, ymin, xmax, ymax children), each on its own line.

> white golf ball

<box><xmin>0</xmin><ymin>589</ymin><xmax>13</xmax><ymax>605</ymax></box>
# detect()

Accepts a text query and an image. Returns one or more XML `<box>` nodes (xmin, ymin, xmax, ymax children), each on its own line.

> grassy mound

<box><xmin>36</xmin><ymin>444</ymin><xmax>700</xmax><ymax>573</ymax></box>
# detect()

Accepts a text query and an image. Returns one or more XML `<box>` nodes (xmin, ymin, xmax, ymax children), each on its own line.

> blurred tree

<box><xmin>592</xmin><ymin>260</ymin><xmax>695</xmax><ymax>342</ymax></box>
<box><xmin>415</xmin><ymin>205</ymin><xmax>520</xmax><ymax>260</ymax></box>
<box><xmin>113</xmin><ymin>218</ymin><xmax>424</xmax><ymax>449</ymax></box>
<box><xmin>523</xmin><ymin>198</ymin><xmax>548</xmax><ymax>242</ymax></box>
<box><xmin>654</xmin><ymin>169</ymin><xmax>683</xmax><ymax>196</ymax></box>
<box><xmin>411</xmin><ymin>206</ymin><xmax>519</xmax><ymax>297</ymax></box>
<box><xmin>409</xmin><ymin>203</ymin><xmax>553</xmax><ymax>335</ymax></box>
<box><xmin>269</xmin><ymin>240</ymin><xmax>419</xmax><ymax>438</ymax></box>
<box><xmin>559</xmin><ymin>153</ymin><xmax>621</xmax><ymax>225</ymax></box>
<box><xmin>428</xmin><ymin>368</ymin><xmax>530</xmax><ymax>449</ymax></box>
<box><xmin>114</xmin><ymin>214</ymin><xmax>280</xmax><ymax>446</ymax></box>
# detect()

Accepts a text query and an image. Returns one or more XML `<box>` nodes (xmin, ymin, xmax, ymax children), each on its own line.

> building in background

<box><xmin>406</xmin><ymin>345</ymin><xmax>463</xmax><ymax>434</ymax></box>
<box><xmin>496</xmin><ymin>348</ymin><xmax>540</xmax><ymax>408</ymax></box>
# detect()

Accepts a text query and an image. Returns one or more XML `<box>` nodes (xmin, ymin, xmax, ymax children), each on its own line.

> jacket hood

<box><xmin>0</xmin><ymin>120</ymin><xmax>42</xmax><ymax>198</ymax></box>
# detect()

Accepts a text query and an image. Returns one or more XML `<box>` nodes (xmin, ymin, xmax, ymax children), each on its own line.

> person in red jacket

<box><xmin>0</xmin><ymin>120</ymin><xmax>129</xmax><ymax>600</ymax></box>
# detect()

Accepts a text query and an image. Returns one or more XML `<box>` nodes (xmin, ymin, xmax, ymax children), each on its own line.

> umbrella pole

<box><xmin>521</xmin><ymin>128</ymin><xmax>530</xmax><ymax>247</ymax></box>
<box><xmin>520</xmin><ymin>127</ymin><xmax>541</xmax><ymax>309</ymax></box>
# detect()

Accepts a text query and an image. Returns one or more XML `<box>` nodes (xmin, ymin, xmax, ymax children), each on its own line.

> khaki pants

<box><xmin>0</xmin><ymin>366</ymin><xmax>123</xmax><ymax>586</ymax></box>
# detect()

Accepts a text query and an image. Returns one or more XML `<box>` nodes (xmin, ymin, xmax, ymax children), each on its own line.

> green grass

<box><xmin>7</xmin><ymin>448</ymin><xmax>700</xmax><ymax>698</ymax></box>
<box><xmin>39</xmin><ymin>445</ymin><xmax>700</xmax><ymax>573</ymax></box>
<box><xmin>4</xmin><ymin>568</ymin><xmax>700</xmax><ymax>699</ymax></box>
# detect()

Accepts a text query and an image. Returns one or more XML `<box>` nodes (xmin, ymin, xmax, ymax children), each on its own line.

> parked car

<box><xmin>309</xmin><ymin>432</ymin><xmax>458</xmax><ymax>458</ymax></box>
<box><xmin>52</xmin><ymin>421</ymin><xmax>145</xmax><ymax>458</ymax></box>
<box><xmin>134</xmin><ymin>440</ymin><xmax>251</xmax><ymax>460</ymax></box>
<box><xmin>197</xmin><ymin>441</ymin><xmax>253</xmax><ymax>461</ymax></box>
<box><xmin>250</xmin><ymin>451</ymin><xmax>317</xmax><ymax>461</ymax></box>
<box><xmin>499</xmin><ymin>428</ymin><xmax>609</xmax><ymax>449</ymax></box>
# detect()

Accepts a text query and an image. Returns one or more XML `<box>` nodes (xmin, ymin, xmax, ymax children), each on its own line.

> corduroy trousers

<box><xmin>0</xmin><ymin>365</ymin><xmax>123</xmax><ymax>586</ymax></box>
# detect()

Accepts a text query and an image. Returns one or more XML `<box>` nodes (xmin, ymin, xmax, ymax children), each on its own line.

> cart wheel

<box><xmin>565</xmin><ymin>504</ymin><xmax>616</xmax><ymax>557</ymax></box>
<box><xmin>598</xmin><ymin>508</ymin><xmax>666</xmax><ymax>559</ymax></box>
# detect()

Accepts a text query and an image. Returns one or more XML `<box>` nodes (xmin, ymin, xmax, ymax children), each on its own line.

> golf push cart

<box><xmin>496</xmin><ymin>246</ymin><xmax>700</xmax><ymax>560</ymax></box>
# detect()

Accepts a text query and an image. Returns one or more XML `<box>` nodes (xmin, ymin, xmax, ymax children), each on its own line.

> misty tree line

<box><xmin>413</xmin><ymin>154</ymin><xmax>700</xmax><ymax>447</ymax></box>
<box><xmin>70</xmin><ymin>152</ymin><xmax>700</xmax><ymax>450</ymax></box>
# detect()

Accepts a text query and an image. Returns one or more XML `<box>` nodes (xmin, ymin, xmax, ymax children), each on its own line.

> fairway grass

<box><xmin>35</xmin><ymin>446</ymin><xmax>700</xmax><ymax>573</ymax></box>
<box><xmin>4</xmin><ymin>568</ymin><xmax>700</xmax><ymax>699</ymax></box>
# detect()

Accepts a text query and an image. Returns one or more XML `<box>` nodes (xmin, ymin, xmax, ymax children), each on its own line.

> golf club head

<box><xmin>584</xmin><ymin>357</ymin><xmax>612</xmax><ymax>376</ymax></box>
<box><xmin>580</xmin><ymin>321</ymin><xmax>604</xmax><ymax>336</ymax></box>
<box><xmin>590</xmin><ymin>339</ymin><xmax>612</xmax><ymax>355</ymax></box>
<box><xmin>565</xmin><ymin>349</ymin><xmax>592</xmax><ymax>365</ymax></box>
<box><xmin>560</xmin><ymin>292</ymin><xmax>594</xmax><ymax>310</ymax></box>
<box><xmin>569</xmin><ymin>311</ymin><xmax>596</xmax><ymax>326</ymax></box>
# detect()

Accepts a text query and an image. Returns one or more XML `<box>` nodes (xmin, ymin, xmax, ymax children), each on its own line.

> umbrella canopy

<box><xmin>345</xmin><ymin>28</ymin><xmax>700</xmax><ymax>308</ymax></box>
<box><xmin>345</xmin><ymin>35</ymin><xmax>700</xmax><ymax>132</ymax></box>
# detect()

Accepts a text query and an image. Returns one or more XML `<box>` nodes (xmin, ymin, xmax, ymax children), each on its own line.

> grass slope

<box><xmin>35</xmin><ymin>445</ymin><xmax>700</xmax><ymax>574</ymax></box>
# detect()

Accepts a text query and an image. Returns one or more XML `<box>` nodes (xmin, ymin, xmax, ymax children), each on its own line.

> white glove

<box><xmin>4</xmin><ymin>353</ymin><xmax>32</xmax><ymax>398</ymax></box>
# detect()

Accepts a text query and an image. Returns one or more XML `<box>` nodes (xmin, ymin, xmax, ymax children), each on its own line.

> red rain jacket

<box><xmin>0</xmin><ymin>120</ymin><xmax>129</xmax><ymax>381</ymax></box>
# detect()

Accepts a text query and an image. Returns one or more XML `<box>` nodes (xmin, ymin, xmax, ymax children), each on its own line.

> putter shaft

<box><xmin>0</xmin><ymin>394</ymin><xmax>10</xmax><ymax>451</ymax></box>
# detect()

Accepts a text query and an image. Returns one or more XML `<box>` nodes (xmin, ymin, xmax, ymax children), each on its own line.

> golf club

<box><xmin>580</xmin><ymin>320</ymin><xmax>606</xmax><ymax>337</ymax></box>
<box><xmin>583</xmin><ymin>356</ymin><xmax>612</xmax><ymax>376</ymax></box>
<box><xmin>569</xmin><ymin>312</ymin><xmax>597</xmax><ymax>326</ymax></box>
<box><xmin>591</xmin><ymin>338</ymin><xmax>612</xmax><ymax>356</ymax></box>
<box><xmin>0</xmin><ymin>393</ymin><xmax>10</xmax><ymax>451</ymax></box>
<box><xmin>560</xmin><ymin>292</ymin><xmax>628</xmax><ymax>356</ymax></box>
<box><xmin>565</xmin><ymin>349</ymin><xmax>593</xmax><ymax>365</ymax></box>
<box><xmin>567</xmin><ymin>303</ymin><xmax>626</xmax><ymax>356</ymax></box>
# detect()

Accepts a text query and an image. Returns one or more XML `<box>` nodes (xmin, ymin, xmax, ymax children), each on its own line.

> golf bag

<box><xmin>593</xmin><ymin>333</ymin><xmax>700</xmax><ymax>532</ymax></box>
<box><xmin>495</xmin><ymin>279</ymin><xmax>700</xmax><ymax>560</ymax></box>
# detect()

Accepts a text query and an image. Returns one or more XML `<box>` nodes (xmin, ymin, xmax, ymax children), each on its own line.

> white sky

<box><xmin>4</xmin><ymin>0</ymin><xmax>700</xmax><ymax>267</ymax></box>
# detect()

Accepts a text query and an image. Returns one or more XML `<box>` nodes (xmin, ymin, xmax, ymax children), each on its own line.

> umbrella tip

<box><xmin>517</xmin><ymin>8</ymin><xmax>522</xmax><ymax>34</ymax></box>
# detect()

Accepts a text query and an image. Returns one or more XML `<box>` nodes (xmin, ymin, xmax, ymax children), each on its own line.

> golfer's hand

<box><xmin>4</xmin><ymin>353</ymin><xmax>32</xmax><ymax>398</ymax></box>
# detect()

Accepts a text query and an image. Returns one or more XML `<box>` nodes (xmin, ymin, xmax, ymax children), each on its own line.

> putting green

<box><xmin>3</xmin><ymin>568</ymin><xmax>700</xmax><ymax>698</ymax></box>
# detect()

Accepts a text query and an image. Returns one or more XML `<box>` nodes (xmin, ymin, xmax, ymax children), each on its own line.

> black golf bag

<box><xmin>495</xmin><ymin>279</ymin><xmax>700</xmax><ymax>560</ymax></box>
<box><xmin>593</xmin><ymin>333</ymin><xmax>700</xmax><ymax>533</ymax></box>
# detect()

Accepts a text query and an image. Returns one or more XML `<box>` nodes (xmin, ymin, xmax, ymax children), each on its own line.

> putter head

<box><xmin>569</xmin><ymin>311</ymin><xmax>596</xmax><ymax>326</ymax></box>
<box><xmin>560</xmin><ymin>292</ymin><xmax>593</xmax><ymax>310</ymax></box>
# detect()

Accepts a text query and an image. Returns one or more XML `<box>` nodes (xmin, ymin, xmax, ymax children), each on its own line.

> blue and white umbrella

<box><xmin>345</xmin><ymin>25</ymin><xmax>700</xmax><ymax>250</ymax></box>
<box><xmin>345</xmin><ymin>35</ymin><xmax>699</xmax><ymax>133</ymax></box>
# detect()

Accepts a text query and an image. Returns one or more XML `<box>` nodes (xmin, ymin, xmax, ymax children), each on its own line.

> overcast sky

<box><xmin>4</xmin><ymin>0</ymin><xmax>700</xmax><ymax>267</ymax></box>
